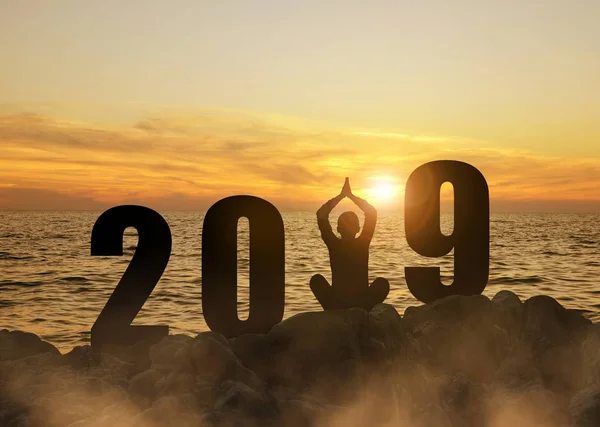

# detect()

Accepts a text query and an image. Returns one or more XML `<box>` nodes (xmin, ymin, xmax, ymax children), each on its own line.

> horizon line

<box><xmin>2</xmin><ymin>209</ymin><xmax>600</xmax><ymax>215</ymax></box>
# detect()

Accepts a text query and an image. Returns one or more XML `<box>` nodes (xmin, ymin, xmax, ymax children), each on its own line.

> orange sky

<box><xmin>1</xmin><ymin>1</ymin><xmax>599</xmax><ymax>212</ymax></box>
<box><xmin>1</xmin><ymin>108</ymin><xmax>599</xmax><ymax>212</ymax></box>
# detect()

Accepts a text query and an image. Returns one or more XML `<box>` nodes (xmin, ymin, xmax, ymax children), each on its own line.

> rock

<box><xmin>3</xmin><ymin>292</ymin><xmax>600</xmax><ymax>426</ymax></box>
<box><xmin>15</xmin><ymin>351</ymin><xmax>63</xmax><ymax>371</ymax></box>
<box><xmin>152</xmin><ymin>393</ymin><xmax>198</xmax><ymax>416</ymax></box>
<box><xmin>135</xmin><ymin>400</ymin><xmax>205</xmax><ymax>427</ymax></box>
<box><xmin>438</xmin><ymin>375</ymin><xmax>486</xmax><ymax>427</ymax></box>
<box><xmin>367</xmin><ymin>303</ymin><xmax>407</xmax><ymax>359</ymax></box>
<box><xmin>154</xmin><ymin>371</ymin><xmax>196</xmax><ymax>396</ymax></box>
<box><xmin>493</xmin><ymin>352</ymin><xmax>543</xmax><ymax>390</ymax></box>
<box><xmin>129</xmin><ymin>368</ymin><xmax>163</xmax><ymax>403</ymax></box>
<box><xmin>403</xmin><ymin>294</ymin><xmax>492</xmax><ymax>334</ymax></box>
<box><xmin>571</xmin><ymin>387</ymin><xmax>600</xmax><ymax>427</ymax></box>
<box><xmin>485</xmin><ymin>292</ymin><xmax>524</xmax><ymax>366</ymax></box>
<box><xmin>149</xmin><ymin>334</ymin><xmax>195</xmax><ymax>370</ymax></box>
<box><xmin>5</xmin><ymin>413</ymin><xmax>29</xmax><ymax>427</ymax></box>
<box><xmin>276</xmin><ymin>397</ymin><xmax>328</xmax><ymax>427</ymax></box>
<box><xmin>230</xmin><ymin>332</ymin><xmax>273</xmax><ymax>377</ymax></box>
<box><xmin>539</xmin><ymin>343</ymin><xmax>585</xmax><ymax>394</ymax></box>
<box><xmin>97</xmin><ymin>352</ymin><xmax>134</xmax><ymax>379</ymax></box>
<box><xmin>100</xmin><ymin>339</ymin><xmax>153</xmax><ymax>373</ymax></box>
<box><xmin>491</xmin><ymin>290</ymin><xmax>524</xmax><ymax>334</ymax></box>
<box><xmin>195</xmin><ymin>330</ymin><xmax>229</xmax><ymax>348</ymax></box>
<box><xmin>265</xmin><ymin>309</ymin><xmax>367</xmax><ymax>400</ymax></box>
<box><xmin>488</xmin><ymin>385</ymin><xmax>563</xmax><ymax>426</ymax></box>
<box><xmin>209</xmin><ymin>380</ymin><xmax>278</xmax><ymax>426</ymax></box>
<box><xmin>411</xmin><ymin>403</ymin><xmax>453</xmax><ymax>427</ymax></box>
<box><xmin>403</xmin><ymin>295</ymin><xmax>499</xmax><ymax>381</ymax></box>
<box><xmin>0</xmin><ymin>401</ymin><xmax>28</xmax><ymax>427</ymax></box>
<box><xmin>523</xmin><ymin>296</ymin><xmax>591</xmax><ymax>354</ymax></box>
<box><xmin>62</xmin><ymin>345</ymin><xmax>132</xmax><ymax>380</ymax></box>
<box><xmin>0</xmin><ymin>330</ymin><xmax>60</xmax><ymax>361</ymax></box>
<box><xmin>581</xmin><ymin>324</ymin><xmax>600</xmax><ymax>388</ymax></box>
<box><xmin>492</xmin><ymin>290</ymin><xmax>523</xmax><ymax>311</ymax></box>
<box><xmin>63</xmin><ymin>345</ymin><xmax>98</xmax><ymax>369</ymax></box>
<box><xmin>189</xmin><ymin>333</ymin><xmax>239</xmax><ymax>382</ymax></box>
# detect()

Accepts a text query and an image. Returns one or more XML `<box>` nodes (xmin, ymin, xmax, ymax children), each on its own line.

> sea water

<box><xmin>1</xmin><ymin>211</ymin><xmax>599</xmax><ymax>351</ymax></box>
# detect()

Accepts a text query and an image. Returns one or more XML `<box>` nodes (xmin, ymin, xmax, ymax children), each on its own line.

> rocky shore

<box><xmin>3</xmin><ymin>291</ymin><xmax>600</xmax><ymax>426</ymax></box>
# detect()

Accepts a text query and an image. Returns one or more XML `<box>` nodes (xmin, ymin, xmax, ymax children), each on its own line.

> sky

<box><xmin>1</xmin><ymin>0</ymin><xmax>599</xmax><ymax>212</ymax></box>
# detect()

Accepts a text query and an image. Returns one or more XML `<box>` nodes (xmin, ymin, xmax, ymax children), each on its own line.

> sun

<box><xmin>371</xmin><ymin>182</ymin><xmax>395</xmax><ymax>200</ymax></box>
<box><xmin>365</xmin><ymin>176</ymin><xmax>402</xmax><ymax>204</ymax></box>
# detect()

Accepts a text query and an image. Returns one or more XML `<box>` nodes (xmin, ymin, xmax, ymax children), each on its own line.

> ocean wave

<box><xmin>488</xmin><ymin>275</ymin><xmax>544</xmax><ymax>284</ymax></box>
<box><xmin>0</xmin><ymin>251</ymin><xmax>34</xmax><ymax>261</ymax></box>
<box><xmin>541</xmin><ymin>250</ymin><xmax>568</xmax><ymax>256</ymax></box>
<box><xmin>0</xmin><ymin>300</ymin><xmax>18</xmax><ymax>307</ymax></box>
<box><xmin>0</xmin><ymin>280</ymin><xmax>43</xmax><ymax>287</ymax></box>
<box><xmin>60</xmin><ymin>276</ymin><xmax>90</xmax><ymax>282</ymax></box>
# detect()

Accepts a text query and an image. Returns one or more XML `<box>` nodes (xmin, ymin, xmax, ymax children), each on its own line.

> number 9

<box><xmin>404</xmin><ymin>160</ymin><xmax>489</xmax><ymax>303</ymax></box>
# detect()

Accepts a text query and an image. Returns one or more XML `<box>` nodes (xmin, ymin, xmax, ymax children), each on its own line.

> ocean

<box><xmin>1</xmin><ymin>211</ymin><xmax>599</xmax><ymax>352</ymax></box>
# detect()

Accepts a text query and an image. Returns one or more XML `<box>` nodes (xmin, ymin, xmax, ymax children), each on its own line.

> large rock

<box><xmin>491</xmin><ymin>291</ymin><xmax>524</xmax><ymax>333</ymax></box>
<box><xmin>129</xmin><ymin>368</ymin><xmax>163</xmax><ymax>405</ymax></box>
<box><xmin>3</xmin><ymin>291</ymin><xmax>600</xmax><ymax>426</ymax></box>
<box><xmin>209</xmin><ymin>380</ymin><xmax>278</xmax><ymax>424</ymax></box>
<box><xmin>488</xmin><ymin>291</ymin><xmax>526</xmax><ymax>362</ymax></box>
<box><xmin>264</xmin><ymin>309</ymin><xmax>368</xmax><ymax>400</ymax></box>
<box><xmin>231</xmin><ymin>309</ymin><xmax>371</xmax><ymax>397</ymax></box>
<box><xmin>488</xmin><ymin>385</ymin><xmax>563</xmax><ymax>426</ymax></box>
<box><xmin>571</xmin><ymin>387</ymin><xmax>600</xmax><ymax>427</ymax></box>
<box><xmin>134</xmin><ymin>393</ymin><xmax>206</xmax><ymax>427</ymax></box>
<box><xmin>403</xmin><ymin>294</ymin><xmax>492</xmax><ymax>333</ymax></box>
<box><xmin>438</xmin><ymin>374</ymin><xmax>487</xmax><ymax>427</ymax></box>
<box><xmin>143</xmin><ymin>331</ymin><xmax>266</xmax><ymax>412</ymax></box>
<box><xmin>581</xmin><ymin>324</ymin><xmax>600</xmax><ymax>388</ymax></box>
<box><xmin>0</xmin><ymin>330</ymin><xmax>60</xmax><ymax>361</ymax></box>
<box><xmin>149</xmin><ymin>334</ymin><xmax>195</xmax><ymax>371</ymax></box>
<box><xmin>492</xmin><ymin>350</ymin><xmax>543</xmax><ymax>390</ymax></box>
<box><xmin>230</xmin><ymin>332</ymin><xmax>273</xmax><ymax>378</ymax></box>
<box><xmin>367</xmin><ymin>303</ymin><xmax>408</xmax><ymax>360</ymax></box>
<box><xmin>189</xmin><ymin>332</ymin><xmax>240</xmax><ymax>382</ymax></box>
<box><xmin>522</xmin><ymin>295</ymin><xmax>591</xmax><ymax>354</ymax></box>
<box><xmin>403</xmin><ymin>294</ymin><xmax>500</xmax><ymax>382</ymax></box>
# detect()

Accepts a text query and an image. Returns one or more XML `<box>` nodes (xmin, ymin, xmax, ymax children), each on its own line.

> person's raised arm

<box><xmin>317</xmin><ymin>193</ymin><xmax>344</xmax><ymax>246</ymax></box>
<box><xmin>317</xmin><ymin>193</ymin><xmax>344</xmax><ymax>220</ymax></box>
<box><xmin>345</xmin><ymin>179</ymin><xmax>377</xmax><ymax>242</ymax></box>
<box><xmin>317</xmin><ymin>179</ymin><xmax>349</xmax><ymax>245</ymax></box>
<box><xmin>348</xmin><ymin>193</ymin><xmax>376</xmax><ymax>217</ymax></box>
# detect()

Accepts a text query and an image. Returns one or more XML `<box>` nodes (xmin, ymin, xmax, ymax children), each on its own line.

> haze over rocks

<box><xmin>2</xmin><ymin>291</ymin><xmax>600</xmax><ymax>426</ymax></box>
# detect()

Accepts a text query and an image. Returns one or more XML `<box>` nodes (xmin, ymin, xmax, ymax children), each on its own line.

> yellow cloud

<box><xmin>0</xmin><ymin>110</ymin><xmax>599</xmax><ymax>212</ymax></box>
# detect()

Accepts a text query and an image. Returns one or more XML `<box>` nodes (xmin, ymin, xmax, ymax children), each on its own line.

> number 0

<box><xmin>202</xmin><ymin>195</ymin><xmax>285</xmax><ymax>337</ymax></box>
<box><xmin>404</xmin><ymin>160</ymin><xmax>489</xmax><ymax>303</ymax></box>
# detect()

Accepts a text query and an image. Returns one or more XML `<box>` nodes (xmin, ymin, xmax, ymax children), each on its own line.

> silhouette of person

<box><xmin>310</xmin><ymin>178</ymin><xmax>389</xmax><ymax>311</ymax></box>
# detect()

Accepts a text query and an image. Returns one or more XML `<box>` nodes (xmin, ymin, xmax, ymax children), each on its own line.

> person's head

<box><xmin>337</xmin><ymin>211</ymin><xmax>360</xmax><ymax>239</ymax></box>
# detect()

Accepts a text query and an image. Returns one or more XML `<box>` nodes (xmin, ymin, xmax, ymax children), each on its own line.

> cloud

<box><xmin>0</xmin><ymin>187</ymin><xmax>106</xmax><ymax>211</ymax></box>
<box><xmin>0</xmin><ymin>110</ymin><xmax>599</xmax><ymax>212</ymax></box>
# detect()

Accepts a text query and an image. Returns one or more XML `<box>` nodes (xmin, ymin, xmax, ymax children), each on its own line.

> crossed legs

<box><xmin>310</xmin><ymin>274</ymin><xmax>390</xmax><ymax>311</ymax></box>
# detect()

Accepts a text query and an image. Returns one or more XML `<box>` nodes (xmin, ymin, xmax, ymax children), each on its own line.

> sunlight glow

<box><xmin>365</xmin><ymin>176</ymin><xmax>402</xmax><ymax>205</ymax></box>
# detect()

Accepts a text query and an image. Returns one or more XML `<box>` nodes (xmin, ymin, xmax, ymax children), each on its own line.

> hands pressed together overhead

<box><xmin>341</xmin><ymin>177</ymin><xmax>352</xmax><ymax>198</ymax></box>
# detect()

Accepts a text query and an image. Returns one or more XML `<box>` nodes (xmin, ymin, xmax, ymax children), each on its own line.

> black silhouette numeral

<box><xmin>404</xmin><ymin>160</ymin><xmax>489</xmax><ymax>303</ymax></box>
<box><xmin>202</xmin><ymin>195</ymin><xmax>285</xmax><ymax>337</ymax></box>
<box><xmin>91</xmin><ymin>205</ymin><xmax>171</xmax><ymax>348</ymax></box>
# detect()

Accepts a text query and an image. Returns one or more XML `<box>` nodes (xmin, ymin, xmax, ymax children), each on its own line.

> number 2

<box><xmin>90</xmin><ymin>205</ymin><xmax>171</xmax><ymax>348</ymax></box>
<box><xmin>404</xmin><ymin>160</ymin><xmax>489</xmax><ymax>303</ymax></box>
